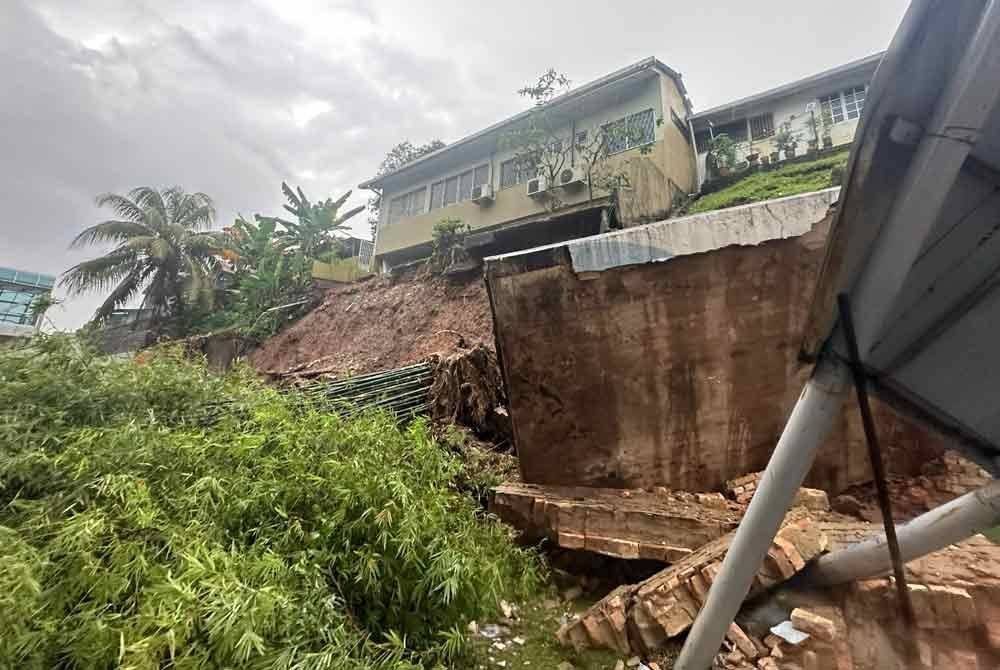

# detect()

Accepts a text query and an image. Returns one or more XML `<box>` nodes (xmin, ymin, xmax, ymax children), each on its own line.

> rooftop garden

<box><xmin>688</xmin><ymin>149</ymin><xmax>849</xmax><ymax>215</ymax></box>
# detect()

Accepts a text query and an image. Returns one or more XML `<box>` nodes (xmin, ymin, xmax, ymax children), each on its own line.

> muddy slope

<box><xmin>251</xmin><ymin>273</ymin><xmax>494</xmax><ymax>377</ymax></box>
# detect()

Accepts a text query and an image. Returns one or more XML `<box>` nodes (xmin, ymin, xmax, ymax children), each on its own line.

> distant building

<box><xmin>360</xmin><ymin>57</ymin><xmax>698</xmax><ymax>273</ymax></box>
<box><xmin>689</xmin><ymin>53</ymin><xmax>882</xmax><ymax>186</ymax></box>
<box><xmin>359</xmin><ymin>52</ymin><xmax>884</xmax><ymax>273</ymax></box>
<box><xmin>0</xmin><ymin>266</ymin><xmax>55</xmax><ymax>342</ymax></box>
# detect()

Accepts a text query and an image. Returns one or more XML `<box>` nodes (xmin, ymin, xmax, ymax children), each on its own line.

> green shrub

<box><xmin>0</xmin><ymin>337</ymin><xmax>540</xmax><ymax>669</ymax></box>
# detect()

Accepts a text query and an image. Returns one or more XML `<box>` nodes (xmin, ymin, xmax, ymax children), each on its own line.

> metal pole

<box><xmin>674</xmin><ymin>356</ymin><xmax>851</xmax><ymax>670</ymax></box>
<box><xmin>806</xmin><ymin>480</ymin><xmax>1000</xmax><ymax>586</ymax></box>
<box><xmin>837</xmin><ymin>293</ymin><xmax>915</xmax><ymax>625</ymax></box>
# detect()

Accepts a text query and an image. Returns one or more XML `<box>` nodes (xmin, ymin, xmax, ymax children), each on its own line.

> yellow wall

<box><xmin>311</xmin><ymin>258</ymin><xmax>371</xmax><ymax>283</ymax></box>
<box><xmin>374</xmin><ymin>71</ymin><xmax>699</xmax><ymax>261</ymax></box>
<box><xmin>659</xmin><ymin>76</ymin><xmax>699</xmax><ymax>197</ymax></box>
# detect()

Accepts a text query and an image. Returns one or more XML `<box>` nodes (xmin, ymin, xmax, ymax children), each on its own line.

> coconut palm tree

<box><xmin>61</xmin><ymin>186</ymin><xmax>220</xmax><ymax>331</ymax></box>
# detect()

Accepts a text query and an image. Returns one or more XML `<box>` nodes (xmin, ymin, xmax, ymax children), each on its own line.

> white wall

<box><xmin>694</xmin><ymin>74</ymin><xmax>869</xmax><ymax>187</ymax></box>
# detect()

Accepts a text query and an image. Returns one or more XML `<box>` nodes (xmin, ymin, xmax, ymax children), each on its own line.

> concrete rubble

<box><xmin>714</xmin><ymin>534</ymin><xmax>1000</xmax><ymax>669</ymax></box>
<box><xmin>489</xmin><ymin>451</ymin><xmax>998</xmax><ymax>668</ymax></box>
<box><xmin>554</xmin><ymin>511</ymin><xmax>828</xmax><ymax>655</ymax></box>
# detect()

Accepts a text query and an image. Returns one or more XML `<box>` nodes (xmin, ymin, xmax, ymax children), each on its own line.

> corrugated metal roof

<box><xmin>484</xmin><ymin>187</ymin><xmax>840</xmax><ymax>274</ymax></box>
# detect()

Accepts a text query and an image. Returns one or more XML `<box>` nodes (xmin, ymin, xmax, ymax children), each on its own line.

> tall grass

<box><xmin>0</xmin><ymin>337</ymin><xmax>540</xmax><ymax>669</ymax></box>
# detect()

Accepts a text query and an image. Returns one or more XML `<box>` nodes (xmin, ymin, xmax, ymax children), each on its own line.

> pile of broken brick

<box><xmin>490</xmin><ymin>453</ymin><xmax>1000</xmax><ymax>669</ymax></box>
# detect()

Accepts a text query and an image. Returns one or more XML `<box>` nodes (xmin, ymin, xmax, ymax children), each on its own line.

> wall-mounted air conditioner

<box><xmin>526</xmin><ymin>175</ymin><xmax>548</xmax><ymax>197</ymax></box>
<box><xmin>471</xmin><ymin>183</ymin><xmax>493</xmax><ymax>203</ymax></box>
<box><xmin>557</xmin><ymin>166</ymin><xmax>586</xmax><ymax>187</ymax></box>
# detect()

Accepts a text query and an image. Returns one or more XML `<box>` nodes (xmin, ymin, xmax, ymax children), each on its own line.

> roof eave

<box><xmin>359</xmin><ymin>56</ymin><xmax>684</xmax><ymax>190</ymax></box>
<box><xmin>688</xmin><ymin>52</ymin><xmax>885</xmax><ymax>123</ymax></box>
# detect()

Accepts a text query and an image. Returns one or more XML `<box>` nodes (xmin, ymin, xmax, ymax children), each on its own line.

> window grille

<box><xmin>820</xmin><ymin>86</ymin><xmax>867</xmax><ymax>124</ymax></box>
<box><xmin>627</xmin><ymin>109</ymin><xmax>655</xmax><ymax>148</ymax></box>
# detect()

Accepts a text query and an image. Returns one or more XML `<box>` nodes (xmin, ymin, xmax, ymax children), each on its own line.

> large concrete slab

<box><xmin>484</xmin><ymin>190</ymin><xmax>944</xmax><ymax>493</ymax></box>
<box><xmin>491</xmin><ymin>482</ymin><xmax>741</xmax><ymax>561</ymax></box>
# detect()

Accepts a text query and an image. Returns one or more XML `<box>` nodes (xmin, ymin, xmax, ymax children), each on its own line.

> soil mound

<box><xmin>250</xmin><ymin>272</ymin><xmax>493</xmax><ymax>378</ymax></box>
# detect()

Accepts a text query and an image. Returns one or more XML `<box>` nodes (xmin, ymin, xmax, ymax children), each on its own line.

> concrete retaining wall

<box><xmin>484</xmin><ymin>189</ymin><xmax>943</xmax><ymax>493</ymax></box>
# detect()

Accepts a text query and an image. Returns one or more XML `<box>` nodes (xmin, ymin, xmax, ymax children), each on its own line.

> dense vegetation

<box><xmin>63</xmin><ymin>182</ymin><xmax>365</xmax><ymax>341</ymax></box>
<box><xmin>0</xmin><ymin>337</ymin><xmax>540</xmax><ymax>668</ymax></box>
<box><xmin>689</xmin><ymin>150</ymin><xmax>849</xmax><ymax>214</ymax></box>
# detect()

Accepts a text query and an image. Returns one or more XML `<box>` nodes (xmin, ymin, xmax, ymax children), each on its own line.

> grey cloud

<box><xmin>0</xmin><ymin>0</ymin><xmax>909</xmax><ymax>330</ymax></box>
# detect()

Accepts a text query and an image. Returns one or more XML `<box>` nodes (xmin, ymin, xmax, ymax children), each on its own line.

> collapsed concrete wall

<box><xmin>484</xmin><ymin>189</ymin><xmax>943</xmax><ymax>493</ymax></box>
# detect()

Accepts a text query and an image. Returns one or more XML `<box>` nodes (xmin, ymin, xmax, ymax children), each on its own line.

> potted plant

<box><xmin>708</xmin><ymin>133</ymin><xmax>737</xmax><ymax>177</ymax></box>
<box><xmin>774</xmin><ymin>120</ymin><xmax>800</xmax><ymax>160</ymax></box>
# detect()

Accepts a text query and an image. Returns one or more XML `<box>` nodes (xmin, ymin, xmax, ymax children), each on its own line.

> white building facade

<box><xmin>689</xmin><ymin>53</ymin><xmax>882</xmax><ymax>187</ymax></box>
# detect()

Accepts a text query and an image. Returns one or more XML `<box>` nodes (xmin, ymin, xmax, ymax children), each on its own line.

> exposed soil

<box><xmin>250</xmin><ymin>270</ymin><xmax>494</xmax><ymax>378</ymax></box>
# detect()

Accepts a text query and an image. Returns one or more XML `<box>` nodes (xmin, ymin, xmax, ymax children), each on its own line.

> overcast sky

<box><xmin>1</xmin><ymin>0</ymin><xmax>910</xmax><ymax>329</ymax></box>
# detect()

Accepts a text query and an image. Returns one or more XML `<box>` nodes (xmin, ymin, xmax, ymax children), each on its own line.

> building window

<box><xmin>473</xmin><ymin>164</ymin><xmax>490</xmax><ymax>188</ymax></box>
<box><xmin>387</xmin><ymin>186</ymin><xmax>426</xmax><ymax>225</ymax></box>
<box><xmin>603</xmin><ymin>108</ymin><xmax>656</xmax><ymax>156</ymax></box>
<box><xmin>430</xmin><ymin>181</ymin><xmax>444</xmax><ymax>210</ymax></box>
<box><xmin>711</xmin><ymin>119</ymin><xmax>748</xmax><ymax>143</ymax></box>
<box><xmin>0</xmin><ymin>268</ymin><xmax>54</xmax><ymax>327</ymax></box>
<box><xmin>820</xmin><ymin>86</ymin><xmax>867</xmax><ymax>124</ymax></box>
<box><xmin>443</xmin><ymin>176</ymin><xmax>458</xmax><ymax>206</ymax></box>
<box><xmin>429</xmin><ymin>163</ymin><xmax>491</xmax><ymax>209</ymax></box>
<box><xmin>500</xmin><ymin>157</ymin><xmax>536</xmax><ymax>189</ymax></box>
<box><xmin>749</xmin><ymin>113</ymin><xmax>774</xmax><ymax>140</ymax></box>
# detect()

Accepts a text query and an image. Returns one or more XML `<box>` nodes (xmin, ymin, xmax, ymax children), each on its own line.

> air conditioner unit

<box><xmin>557</xmin><ymin>166</ymin><xmax>586</xmax><ymax>187</ymax></box>
<box><xmin>526</xmin><ymin>175</ymin><xmax>548</xmax><ymax>197</ymax></box>
<box><xmin>471</xmin><ymin>183</ymin><xmax>493</xmax><ymax>203</ymax></box>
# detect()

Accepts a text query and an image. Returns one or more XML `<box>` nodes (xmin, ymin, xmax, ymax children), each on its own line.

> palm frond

<box><xmin>92</xmin><ymin>266</ymin><xmax>147</xmax><ymax>322</ymax></box>
<box><xmin>182</xmin><ymin>257</ymin><xmax>215</xmax><ymax>310</ymax></box>
<box><xmin>334</xmin><ymin>204</ymin><xmax>365</xmax><ymax>227</ymax></box>
<box><xmin>150</xmin><ymin>237</ymin><xmax>172</xmax><ymax>261</ymax></box>
<box><xmin>173</xmin><ymin>191</ymin><xmax>216</xmax><ymax>230</ymax></box>
<box><xmin>128</xmin><ymin>187</ymin><xmax>167</xmax><ymax>220</ymax></box>
<box><xmin>329</xmin><ymin>190</ymin><xmax>352</xmax><ymax>212</ymax></box>
<box><xmin>60</xmin><ymin>249</ymin><xmax>140</xmax><ymax>295</ymax></box>
<box><xmin>281</xmin><ymin>182</ymin><xmax>304</xmax><ymax>213</ymax></box>
<box><xmin>70</xmin><ymin>220</ymin><xmax>152</xmax><ymax>249</ymax></box>
<box><xmin>94</xmin><ymin>193</ymin><xmax>146</xmax><ymax>223</ymax></box>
